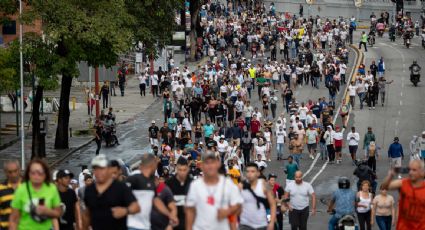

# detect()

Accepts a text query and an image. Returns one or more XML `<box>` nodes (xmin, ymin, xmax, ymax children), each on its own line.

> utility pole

<box><xmin>95</xmin><ymin>67</ymin><xmax>100</xmax><ymax>118</ymax></box>
<box><xmin>19</xmin><ymin>0</ymin><xmax>25</xmax><ymax>170</ymax></box>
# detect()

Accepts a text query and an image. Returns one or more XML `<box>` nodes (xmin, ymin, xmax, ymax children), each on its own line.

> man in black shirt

<box><xmin>149</xmin><ymin>120</ymin><xmax>160</xmax><ymax>148</ymax></box>
<box><xmin>83</xmin><ymin>155</ymin><xmax>140</xmax><ymax>230</ymax></box>
<box><xmin>100</xmin><ymin>81</ymin><xmax>110</xmax><ymax>109</ymax></box>
<box><xmin>159</xmin><ymin>122</ymin><xmax>170</xmax><ymax>143</ymax></box>
<box><xmin>126</xmin><ymin>154</ymin><xmax>178</xmax><ymax>229</ymax></box>
<box><xmin>166</xmin><ymin>158</ymin><xmax>192</xmax><ymax>230</ymax></box>
<box><xmin>56</xmin><ymin>169</ymin><xmax>80</xmax><ymax>230</ymax></box>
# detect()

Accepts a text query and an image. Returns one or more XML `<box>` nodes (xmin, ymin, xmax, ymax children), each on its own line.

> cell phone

<box><xmin>394</xmin><ymin>167</ymin><xmax>409</xmax><ymax>174</ymax></box>
<box><xmin>39</xmin><ymin>198</ymin><xmax>45</xmax><ymax>206</ymax></box>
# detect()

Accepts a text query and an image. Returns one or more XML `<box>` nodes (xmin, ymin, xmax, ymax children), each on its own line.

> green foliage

<box><xmin>0</xmin><ymin>0</ymin><xmax>18</xmax><ymax>24</ymax></box>
<box><xmin>0</xmin><ymin>48</ymin><xmax>17</xmax><ymax>93</ymax></box>
<box><xmin>125</xmin><ymin>0</ymin><xmax>183</xmax><ymax>56</ymax></box>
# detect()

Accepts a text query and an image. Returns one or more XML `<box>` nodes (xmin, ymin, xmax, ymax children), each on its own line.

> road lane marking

<box><xmin>310</xmin><ymin>160</ymin><xmax>329</xmax><ymax>184</ymax></box>
<box><xmin>400</xmin><ymin>92</ymin><xmax>403</xmax><ymax>97</ymax></box>
<box><xmin>303</xmin><ymin>152</ymin><xmax>320</xmax><ymax>178</ymax></box>
<box><xmin>398</xmin><ymin>110</ymin><xmax>401</xmax><ymax>116</ymax></box>
<box><xmin>400</xmin><ymin>100</ymin><xmax>403</xmax><ymax>106</ymax></box>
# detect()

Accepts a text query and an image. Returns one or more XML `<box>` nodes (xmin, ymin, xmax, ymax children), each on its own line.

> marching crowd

<box><xmin>2</xmin><ymin>1</ymin><xmax>425</xmax><ymax>230</ymax></box>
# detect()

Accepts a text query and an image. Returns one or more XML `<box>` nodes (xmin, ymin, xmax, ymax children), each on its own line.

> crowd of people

<box><xmin>2</xmin><ymin>1</ymin><xmax>425</xmax><ymax>230</ymax></box>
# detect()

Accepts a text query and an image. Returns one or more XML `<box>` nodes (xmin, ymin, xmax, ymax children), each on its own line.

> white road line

<box><xmin>400</xmin><ymin>100</ymin><xmax>403</xmax><ymax>106</ymax></box>
<box><xmin>400</xmin><ymin>92</ymin><xmax>403</xmax><ymax>97</ymax></box>
<box><xmin>303</xmin><ymin>152</ymin><xmax>320</xmax><ymax>178</ymax></box>
<box><xmin>310</xmin><ymin>161</ymin><xmax>329</xmax><ymax>184</ymax></box>
<box><xmin>398</xmin><ymin>110</ymin><xmax>401</xmax><ymax>116</ymax></box>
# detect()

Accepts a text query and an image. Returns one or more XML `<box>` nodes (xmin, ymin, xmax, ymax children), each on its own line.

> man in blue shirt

<box><xmin>388</xmin><ymin>136</ymin><xmax>404</xmax><ymax>167</ymax></box>
<box><xmin>327</xmin><ymin>177</ymin><xmax>356</xmax><ymax>230</ymax></box>
<box><xmin>203</xmin><ymin>120</ymin><xmax>215</xmax><ymax>143</ymax></box>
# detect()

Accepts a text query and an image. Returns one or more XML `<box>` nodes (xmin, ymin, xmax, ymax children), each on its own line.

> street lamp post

<box><xmin>19</xmin><ymin>0</ymin><xmax>25</xmax><ymax>170</ymax></box>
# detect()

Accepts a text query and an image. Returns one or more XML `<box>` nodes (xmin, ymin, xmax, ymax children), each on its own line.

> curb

<box><xmin>0</xmin><ymin>137</ymin><xmax>20</xmax><ymax>151</ymax></box>
<box><xmin>339</xmin><ymin>45</ymin><xmax>364</xmax><ymax>133</ymax></box>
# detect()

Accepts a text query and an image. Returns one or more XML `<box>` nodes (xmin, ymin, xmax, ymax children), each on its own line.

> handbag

<box><xmin>26</xmin><ymin>182</ymin><xmax>48</xmax><ymax>223</ymax></box>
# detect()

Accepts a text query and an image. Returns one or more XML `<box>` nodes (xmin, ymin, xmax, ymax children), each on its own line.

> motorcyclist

<box><xmin>327</xmin><ymin>177</ymin><xmax>356</xmax><ymax>230</ymax></box>
<box><xmin>103</xmin><ymin>114</ymin><xmax>120</xmax><ymax>146</ymax></box>
<box><xmin>409</xmin><ymin>61</ymin><xmax>422</xmax><ymax>76</ymax></box>
<box><xmin>403</xmin><ymin>27</ymin><xmax>413</xmax><ymax>45</ymax></box>
<box><xmin>353</xmin><ymin>160</ymin><xmax>377</xmax><ymax>194</ymax></box>
<box><xmin>368</xmin><ymin>29</ymin><xmax>376</xmax><ymax>45</ymax></box>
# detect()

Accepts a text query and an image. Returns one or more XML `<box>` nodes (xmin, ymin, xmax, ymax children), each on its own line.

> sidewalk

<box><xmin>0</xmin><ymin>56</ymin><xmax>207</xmax><ymax>173</ymax></box>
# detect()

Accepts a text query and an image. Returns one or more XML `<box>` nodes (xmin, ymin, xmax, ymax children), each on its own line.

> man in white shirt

<box><xmin>339</xmin><ymin>62</ymin><xmax>347</xmax><ymax>84</ymax></box>
<box><xmin>185</xmin><ymin>151</ymin><xmax>243</xmax><ymax>230</ymax></box>
<box><xmin>346</xmin><ymin>126</ymin><xmax>360</xmax><ymax>164</ymax></box>
<box><xmin>276</xmin><ymin>126</ymin><xmax>287</xmax><ymax>160</ymax></box>
<box><xmin>183</xmin><ymin>74</ymin><xmax>192</xmax><ymax>99</ymax></box>
<box><xmin>306</xmin><ymin>124</ymin><xmax>318</xmax><ymax>159</ymax></box>
<box><xmin>150</xmin><ymin>73</ymin><xmax>159</xmax><ymax>97</ymax></box>
<box><xmin>284</xmin><ymin>171</ymin><xmax>316</xmax><ymax>230</ymax></box>
<box><xmin>298</xmin><ymin>103</ymin><xmax>309</xmax><ymax>127</ymax></box>
<box><xmin>138</xmin><ymin>73</ymin><xmax>147</xmax><ymax>96</ymax></box>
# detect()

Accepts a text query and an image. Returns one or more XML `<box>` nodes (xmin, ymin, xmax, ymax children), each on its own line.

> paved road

<box><xmin>301</xmin><ymin>32</ymin><xmax>425</xmax><ymax>229</ymax></box>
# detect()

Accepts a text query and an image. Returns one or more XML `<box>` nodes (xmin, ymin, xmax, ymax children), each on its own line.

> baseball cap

<box><xmin>56</xmin><ymin>169</ymin><xmax>74</xmax><ymax>180</ymax></box>
<box><xmin>220</xmin><ymin>135</ymin><xmax>225</xmax><ymax>139</ymax></box>
<box><xmin>91</xmin><ymin>154</ymin><xmax>109</xmax><ymax>168</ymax></box>
<box><xmin>151</xmin><ymin>120</ymin><xmax>155</xmax><ymax>124</ymax></box>
<box><xmin>82</xmin><ymin>169</ymin><xmax>91</xmax><ymax>175</ymax></box>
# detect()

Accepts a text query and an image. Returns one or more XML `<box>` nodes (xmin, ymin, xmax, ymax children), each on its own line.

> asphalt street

<box><xmin>56</xmin><ymin>30</ymin><xmax>425</xmax><ymax>229</ymax></box>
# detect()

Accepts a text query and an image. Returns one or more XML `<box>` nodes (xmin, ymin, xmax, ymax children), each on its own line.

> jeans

<box><xmin>358</xmin><ymin>92</ymin><xmax>365</xmax><ymax>109</ymax></box>
<box><xmin>375</xmin><ymin>215</ymin><xmax>392</xmax><ymax>230</ymax></box>
<box><xmin>292</xmin><ymin>153</ymin><xmax>301</xmax><ymax>167</ymax></box>
<box><xmin>102</xmin><ymin>95</ymin><xmax>108</xmax><ymax>109</ymax></box>
<box><xmin>328</xmin><ymin>215</ymin><xmax>340</xmax><ymax>230</ymax></box>
<box><xmin>359</xmin><ymin>41</ymin><xmax>367</xmax><ymax>51</ymax></box>
<box><xmin>327</xmin><ymin>144</ymin><xmax>335</xmax><ymax>162</ymax></box>
<box><xmin>276</xmin><ymin>143</ymin><xmax>284</xmax><ymax>159</ymax></box>
<box><xmin>95</xmin><ymin>138</ymin><xmax>101</xmax><ymax>155</ymax></box>
<box><xmin>320</xmin><ymin>142</ymin><xmax>328</xmax><ymax>160</ymax></box>
<box><xmin>119</xmin><ymin>82</ymin><xmax>125</xmax><ymax>96</ymax></box>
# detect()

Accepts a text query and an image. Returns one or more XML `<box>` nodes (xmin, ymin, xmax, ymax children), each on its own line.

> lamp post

<box><xmin>19</xmin><ymin>0</ymin><xmax>25</xmax><ymax>170</ymax></box>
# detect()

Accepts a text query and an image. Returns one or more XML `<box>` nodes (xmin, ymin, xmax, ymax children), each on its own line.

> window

<box><xmin>2</xmin><ymin>20</ymin><xmax>16</xmax><ymax>35</ymax></box>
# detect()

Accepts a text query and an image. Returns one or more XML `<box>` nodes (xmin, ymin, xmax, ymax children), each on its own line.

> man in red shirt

<box><xmin>381</xmin><ymin>160</ymin><xmax>425</xmax><ymax>230</ymax></box>
<box><xmin>250</xmin><ymin>115</ymin><xmax>261</xmax><ymax>138</ymax></box>
<box><xmin>235</xmin><ymin>116</ymin><xmax>245</xmax><ymax>130</ymax></box>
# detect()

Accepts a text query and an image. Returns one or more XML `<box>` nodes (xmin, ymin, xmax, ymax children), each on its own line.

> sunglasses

<box><xmin>30</xmin><ymin>170</ymin><xmax>45</xmax><ymax>176</ymax></box>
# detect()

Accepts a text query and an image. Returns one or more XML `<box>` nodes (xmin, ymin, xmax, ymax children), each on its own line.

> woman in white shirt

<box><xmin>254</xmin><ymin>138</ymin><xmax>267</xmax><ymax>161</ymax></box>
<box><xmin>356</xmin><ymin>181</ymin><xmax>373</xmax><ymax>230</ymax></box>
<box><xmin>264</xmin><ymin>128</ymin><xmax>273</xmax><ymax>161</ymax></box>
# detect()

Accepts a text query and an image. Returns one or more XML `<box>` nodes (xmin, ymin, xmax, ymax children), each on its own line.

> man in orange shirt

<box><xmin>381</xmin><ymin>159</ymin><xmax>425</xmax><ymax>229</ymax></box>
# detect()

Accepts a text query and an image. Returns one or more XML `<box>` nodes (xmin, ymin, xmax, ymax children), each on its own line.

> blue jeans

<box><xmin>328</xmin><ymin>215</ymin><xmax>339</xmax><ymax>230</ymax></box>
<box><xmin>358</xmin><ymin>92</ymin><xmax>365</xmax><ymax>109</ymax></box>
<box><xmin>276</xmin><ymin>143</ymin><xmax>284</xmax><ymax>158</ymax></box>
<box><xmin>376</xmin><ymin>215</ymin><xmax>392</xmax><ymax>230</ymax></box>
<box><xmin>292</xmin><ymin>154</ymin><xmax>301</xmax><ymax>167</ymax></box>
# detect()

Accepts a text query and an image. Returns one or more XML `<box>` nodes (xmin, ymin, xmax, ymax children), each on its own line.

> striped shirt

<box><xmin>0</xmin><ymin>181</ymin><xmax>16</xmax><ymax>229</ymax></box>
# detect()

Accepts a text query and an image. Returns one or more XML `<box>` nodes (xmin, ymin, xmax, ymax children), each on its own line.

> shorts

<box><xmin>335</xmin><ymin>146</ymin><xmax>342</xmax><ymax>152</ymax></box>
<box><xmin>349</xmin><ymin>145</ymin><xmax>358</xmax><ymax>154</ymax></box>
<box><xmin>150</xmin><ymin>138</ymin><xmax>159</xmax><ymax>147</ymax></box>
<box><xmin>307</xmin><ymin>143</ymin><xmax>317</xmax><ymax>151</ymax></box>
<box><xmin>390</xmin><ymin>157</ymin><xmax>402</xmax><ymax>168</ymax></box>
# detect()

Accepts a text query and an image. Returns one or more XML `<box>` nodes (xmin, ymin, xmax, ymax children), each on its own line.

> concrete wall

<box><xmin>264</xmin><ymin>0</ymin><xmax>423</xmax><ymax>22</ymax></box>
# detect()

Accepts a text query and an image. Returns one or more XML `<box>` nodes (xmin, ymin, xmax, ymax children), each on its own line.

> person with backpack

<box><xmin>240</xmin><ymin>163</ymin><xmax>276</xmax><ymax>230</ymax></box>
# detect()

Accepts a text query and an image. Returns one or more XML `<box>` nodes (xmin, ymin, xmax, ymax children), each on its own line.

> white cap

<box><xmin>91</xmin><ymin>154</ymin><xmax>109</xmax><ymax>168</ymax></box>
<box><xmin>82</xmin><ymin>169</ymin><xmax>91</xmax><ymax>175</ymax></box>
<box><xmin>151</xmin><ymin>120</ymin><xmax>156</xmax><ymax>124</ymax></box>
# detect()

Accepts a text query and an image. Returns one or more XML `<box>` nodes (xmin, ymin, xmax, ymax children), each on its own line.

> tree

<box><xmin>125</xmin><ymin>0</ymin><xmax>183</xmax><ymax>57</ymax></box>
<box><xmin>25</xmin><ymin>0</ymin><xmax>134</xmax><ymax>149</ymax></box>
<box><xmin>8</xmin><ymin>33</ymin><xmax>61</xmax><ymax>158</ymax></box>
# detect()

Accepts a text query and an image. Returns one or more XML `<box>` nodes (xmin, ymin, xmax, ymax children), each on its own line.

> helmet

<box><xmin>338</xmin><ymin>177</ymin><xmax>350</xmax><ymax>189</ymax></box>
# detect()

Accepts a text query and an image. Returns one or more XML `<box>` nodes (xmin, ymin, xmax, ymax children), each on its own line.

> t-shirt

<box><xmin>186</xmin><ymin>176</ymin><xmax>243</xmax><ymax>230</ymax></box>
<box><xmin>11</xmin><ymin>182</ymin><xmax>61</xmax><ymax>230</ymax></box>
<box><xmin>276</xmin><ymin>130</ymin><xmax>287</xmax><ymax>144</ymax></box>
<box><xmin>84</xmin><ymin>180</ymin><xmax>136</xmax><ymax>230</ymax></box>
<box><xmin>285</xmin><ymin>182</ymin><xmax>314</xmax><ymax>210</ymax></box>
<box><xmin>203</xmin><ymin>124</ymin><xmax>215</xmax><ymax>137</ymax></box>
<box><xmin>396</xmin><ymin>179</ymin><xmax>425</xmax><ymax>230</ymax></box>
<box><xmin>306</xmin><ymin>129</ymin><xmax>318</xmax><ymax>144</ymax></box>
<box><xmin>149</xmin><ymin>126</ymin><xmax>159</xmax><ymax>139</ymax></box>
<box><xmin>348</xmin><ymin>85</ymin><xmax>357</xmax><ymax>96</ymax></box>
<box><xmin>166</xmin><ymin>176</ymin><xmax>192</xmax><ymax>230</ymax></box>
<box><xmin>332</xmin><ymin>189</ymin><xmax>356</xmax><ymax>218</ymax></box>
<box><xmin>286</xmin><ymin>163</ymin><xmax>299</xmax><ymax>180</ymax></box>
<box><xmin>372</xmin><ymin>194</ymin><xmax>394</xmax><ymax>216</ymax></box>
<box><xmin>126</xmin><ymin>174</ymin><xmax>157</xmax><ymax>230</ymax></box>
<box><xmin>150</xmin><ymin>184</ymin><xmax>174</xmax><ymax>230</ymax></box>
<box><xmin>59</xmin><ymin>188</ymin><xmax>78</xmax><ymax>229</ymax></box>
<box><xmin>333</xmin><ymin>132</ymin><xmax>343</xmax><ymax>147</ymax></box>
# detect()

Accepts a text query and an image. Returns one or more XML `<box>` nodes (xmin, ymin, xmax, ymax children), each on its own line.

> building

<box><xmin>266</xmin><ymin>0</ymin><xmax>424</xmax><ymax>21</ymax></box>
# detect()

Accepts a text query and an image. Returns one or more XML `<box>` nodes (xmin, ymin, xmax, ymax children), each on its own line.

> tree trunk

<box><xmin>54</xmin><ymin>73</ymin><xmax>72</xmax><ymax>149</ymax></box>
<box><xmin>31</xmin><ymin>85</ymin><xmax>44</xmax><ymax>159</ymax></box>
<box><xmin>189</xmin><ymin>0</ymin><xmax>201</xmax><ymax>61</ymax></box>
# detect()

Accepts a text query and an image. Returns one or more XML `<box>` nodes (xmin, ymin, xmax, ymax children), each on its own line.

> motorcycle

<box><xmin>103</xmin><ymin>124</ymin><xmax>118</xmax><ymax>147</ymax></box>
<box><xmin>368</xmin><ymin>35</ymin><xmax>375</xmax><ymax>47</ymax></box>
<box><xmin>410</xmin><ymin>74</ymin><xmax>420</xmax><ymax>87</ymax></box>
<box><xmin>406</xmin><ymin>37</ymin><xmax>411</xmax><ymax>48</ymax></box>
<box><xmin>321</xmin><ymin>198</ymin><xmax>358</xmax><ymax>230</ymax></box>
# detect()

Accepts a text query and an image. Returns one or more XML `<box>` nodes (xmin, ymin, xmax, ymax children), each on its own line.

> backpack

<box><xmin>242</xmin><ymin>181</ymin><xmax>270</xmax><ymax>209</ymax></box>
